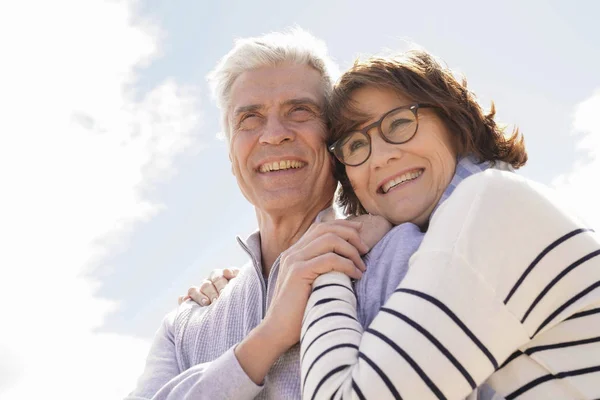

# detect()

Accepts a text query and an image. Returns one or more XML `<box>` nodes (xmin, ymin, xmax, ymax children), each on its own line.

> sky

<box><xmin>0</xmin><ymin>0</ymin><xmax>598</xmax><ymax>398</ymax></box>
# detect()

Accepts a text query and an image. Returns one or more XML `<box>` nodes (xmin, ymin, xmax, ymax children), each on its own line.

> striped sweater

<box><xmin>301</xmin><ymin>169</ymin><xmax>600</xmax><ymax>399</ymax></box>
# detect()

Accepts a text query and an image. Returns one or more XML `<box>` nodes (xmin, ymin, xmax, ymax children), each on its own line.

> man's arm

<box><xmin>126</xmin><ymin>310</ymin><xmax>263</xmax><ymax>400</ymax></box>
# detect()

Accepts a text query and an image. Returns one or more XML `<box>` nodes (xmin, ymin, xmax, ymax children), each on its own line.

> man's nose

<box><xmin>259</xmin><ymin>116</ymin><xmax>294</xmax><ymax>145</ymax></box>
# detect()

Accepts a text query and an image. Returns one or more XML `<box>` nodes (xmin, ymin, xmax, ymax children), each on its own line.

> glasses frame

<box><xmin>328</xmin><ymin>103</ymin><xmax>433</xmax><ymax>167</ymax></box>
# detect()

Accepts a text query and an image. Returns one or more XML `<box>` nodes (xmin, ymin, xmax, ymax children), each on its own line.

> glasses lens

<box><xmin>338</xmin><ymin>131</ymin><xmax>370</xmax><ymax>166</ymax></box>
<box><xmin>381</xmin><ymin>108</ymin><xmax>417</xmax><ymax>143</ymax></box>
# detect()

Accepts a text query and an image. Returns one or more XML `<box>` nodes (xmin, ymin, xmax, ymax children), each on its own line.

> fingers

<box><xmin>303</xmin><ymin>253</ymin><xmax>363</xmax><ymax>280</ymax></box>
<box><xmin>208</xmin><ymin>269</ymin><xmax>228</xmax><ymax>294</ymax></box>
<box><xmin>287</xmin><ymin>232</ymin><xmax>367</xmax><ymax>272</ymax></box>
<box><xmin>354</xmin><ymin>214</ymin><xmax>393</xmax><ymax>250</ymax></box>
<box><xmin>223</xmin><ymin>268</ymin><xmax>239</xmax><ymax>280</ymax></box>
<box><xmin>200</xmin><ymin>279</ymin><xmax>220</xmax><ymax>303</ymax></box>
<box><xmin>187</xmin><ymin>284</ymin><xmax>211</xmax><ymax>306</ymax></box>
<box><xmin>306</xmin><ymin>221</ymin><xmax>369</xmax><ymax>255</ymax></box>
<box><xmin>178</xmin><ymin>295</ymin><xmax>190</xmax><ymax>305</ymax></box>
<box><xmin>293</xmin><ymin>220</ymin><xmax>363</xmax><ymax>250</ymax></box>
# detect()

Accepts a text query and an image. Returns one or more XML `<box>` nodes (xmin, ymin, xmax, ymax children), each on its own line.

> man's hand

<box><xmin>177</xmin><ymin>215</ymin><xmax>390</xmax><ymax>307</ymax></box>
<box><xmin>234</xmin><ymin>219</ymin><xmax>370</xmax><ymax>384</ymax></box>
<box><xmin>265</xmin><ymin>219</ymin><xmax>369</xmax><ymax>349</ymax></box>
<box><xmin>178</xmin><ymin>268</ymin><xmax>240</xmax><ymax>306</ymax></box>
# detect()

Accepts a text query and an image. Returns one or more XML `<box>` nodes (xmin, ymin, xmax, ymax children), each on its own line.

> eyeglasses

<box><xmin>328</xmin><ymin>103</ymin><xmax>433</xmax><ymax>167</ymax></box>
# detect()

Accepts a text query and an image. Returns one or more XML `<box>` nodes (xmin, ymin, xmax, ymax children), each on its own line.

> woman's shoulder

<box><xmin>452</xmin><ymin>169</ymin><xmax>566</xmax><ymax>215</ymax></box>
<box><xmin>443</xmin><ymin>168</ymin><xmax>590</xmax><ymax>231</ymax></box>
<box><xmin>457</xmin><ymin>168</ymin><xmax>544</xmax><ymax>199</ymax></box>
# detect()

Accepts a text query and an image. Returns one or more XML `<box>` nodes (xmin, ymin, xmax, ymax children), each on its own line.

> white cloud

<box><xmin>0</xmin><ymin>1</ymin><xmax>201</xmax><ymax>398</ymax></box>
<box><xmin>553</xmin><ymin>90</ymin><xmax>600</xmax><ymax>229</ymax></box>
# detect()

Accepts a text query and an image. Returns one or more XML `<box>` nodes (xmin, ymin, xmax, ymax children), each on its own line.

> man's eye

<box><xmin>241</xmin><ymin>113</ymin><xmax>258</xmax><ymax>122</ymax></box>
<box><xmin>289</xmin><ymin>106</ymin><xmax>313</xmax><ymax>120</ymax></box>
<box><xmin>238</xmin><ymin>113</ymin><xmax>260</xmax><ymax>129</ymax></box>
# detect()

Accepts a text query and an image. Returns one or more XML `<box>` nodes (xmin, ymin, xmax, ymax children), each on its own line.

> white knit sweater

<box><xmin>301</xmin><ymin>169</ymin><xmax>600</xmax><ymax>399</ymax></box>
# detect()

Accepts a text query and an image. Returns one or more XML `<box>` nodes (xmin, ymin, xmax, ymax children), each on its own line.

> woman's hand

<box><xmin>178</xmin><ymin>268</ymin><xmax>240</xmax><ymax>306</ymax></box>
<box><xmin>351</xmin><ymin>214</ymin><xmax>393</xmax><ymax>249</ymax></box>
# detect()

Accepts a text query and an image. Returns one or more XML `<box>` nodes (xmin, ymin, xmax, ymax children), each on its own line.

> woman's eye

<box><xmin>349</xmin><ymin>139</ymin><xmax>367</xmax><ymax>153</ymax></box>
<box><xmin>389</xmin><ymin>118</ymin><xmax>412</xmax><ymax>131</ymax></box>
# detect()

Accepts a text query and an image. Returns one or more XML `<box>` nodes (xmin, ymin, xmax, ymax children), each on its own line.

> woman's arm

<box><xmin>301</xmin><ymin>171</ymin><xmax>600</xmax><ymax>399</ymax></box>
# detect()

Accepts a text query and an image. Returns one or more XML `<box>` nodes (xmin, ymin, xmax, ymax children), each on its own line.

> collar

<box><xmin>431</xmin><ymin>155</ymin><xmax>513</xmax><ymax>217</ymax></box>
<box><xmin>236</xmin><ymin>206</ymin><xmax>336</xmax><ymax>262</ymax></box>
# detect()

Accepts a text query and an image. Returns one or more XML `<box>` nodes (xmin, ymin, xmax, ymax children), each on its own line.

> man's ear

<box><xmin>228</xmin><ymin>151</ymin><xmax>235</xmax><ymax>176</ymax></box>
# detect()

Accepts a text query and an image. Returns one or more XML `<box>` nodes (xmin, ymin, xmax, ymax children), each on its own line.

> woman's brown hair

<box><xmin>330</xmin><ymin>50</ymin><xmax>528</xmax><ymax>216</ymax></box>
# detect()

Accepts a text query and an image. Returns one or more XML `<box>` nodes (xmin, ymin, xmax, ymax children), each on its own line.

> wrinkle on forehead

<box><xmin>229</xmin><ymin>64</ymin><xmax>325</xmax><ymax>112</ymax></box>
<box><xmin>233</xmin><ymin>97</ymin><xmax>324</xmax><ymax>117</ymax></box>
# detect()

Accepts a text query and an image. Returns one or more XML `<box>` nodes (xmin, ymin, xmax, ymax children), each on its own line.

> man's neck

<box><xmin>256</xmin><ymin>202</ymin><xmax>332</xmax><ymax>277</ymax></box>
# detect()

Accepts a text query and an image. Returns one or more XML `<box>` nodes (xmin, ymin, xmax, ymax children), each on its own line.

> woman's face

<box><xmin>345</xmin><ymin>86</ymin><xmax>458</xmax><ymax>228</ymax></box>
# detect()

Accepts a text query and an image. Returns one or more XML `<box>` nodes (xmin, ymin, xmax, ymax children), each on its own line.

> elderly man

<box><xmin>127</xmin><ymin>29</ymin><xmax>374</xmax><ymax>399</ymax></box>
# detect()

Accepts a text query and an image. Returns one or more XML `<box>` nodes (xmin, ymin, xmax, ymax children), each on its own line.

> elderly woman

<box><xmin>300</xmin><ymin>51</ymin><xmax>600</xmax><ymax>399</ymax></box>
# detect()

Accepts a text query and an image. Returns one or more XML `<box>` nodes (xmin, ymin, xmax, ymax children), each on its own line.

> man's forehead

<box><xmin>229</xmin><ymin>65</ymin><xmax>325</xmax><ymax>111</ymax></box>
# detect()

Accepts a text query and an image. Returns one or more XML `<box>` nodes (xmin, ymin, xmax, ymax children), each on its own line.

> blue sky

<box><xmin>1</xmin><ymin>0</ymin><xmax>599</xmax><ymax>398</ymax></box>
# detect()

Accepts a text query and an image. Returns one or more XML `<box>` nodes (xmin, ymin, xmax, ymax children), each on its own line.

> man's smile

<box><xmin>257</xmin><ymin>159</ymin><xmax>306</xmax><ymax>173</ymax></box>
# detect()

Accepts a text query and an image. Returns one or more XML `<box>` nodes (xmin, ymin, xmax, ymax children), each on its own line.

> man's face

<box><xmin>227</xmin><ymin>64</ymin><xmax>336</xmax><ymax>215</ymax></box>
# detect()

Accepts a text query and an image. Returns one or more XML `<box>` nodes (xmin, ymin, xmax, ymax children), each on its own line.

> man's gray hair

<box><xmin>207</xmin><ymin>27</ymin><xmax>339</xmax><ymax>142</ymax></box>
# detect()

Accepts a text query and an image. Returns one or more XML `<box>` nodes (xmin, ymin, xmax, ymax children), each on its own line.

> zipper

<box><xmin>236</xmin><ymin>236</ymin><xmax>282</xmax><ymax>318</ymax></box>
<box><xmin>236</xmin><ymin>237</ymin><xmax>266</xmax><ymax>317</ymax></box>
<box><xmin>265</xmin><ymin>255</ymin><xmax>282</xmax><ymax>313</ymax></box>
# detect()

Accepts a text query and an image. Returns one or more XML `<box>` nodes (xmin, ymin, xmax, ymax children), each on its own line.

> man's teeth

<box><xmin>259</xmin><ymin>160</ymin><xmax>305</xmax><ymax>173</ymax></box>
<box><xmin>382</xmin><ymin>170</ymin><xmax>423</xmax><ymax>193</ymax></box>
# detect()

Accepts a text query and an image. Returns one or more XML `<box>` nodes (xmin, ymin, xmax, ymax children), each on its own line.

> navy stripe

<box><xmin>310</xmin><ymin>364</ymin><xmax>350</xmax><ymax>400</ymax></box>
<box><xmin>525</xmin><ymin>336</ymin><xmax>600</xmax><ymax>355</ymax></box>
<box><xmin>396</xmin><ymin>288</ymin><xmax>498</xmax><ymax>369</ymax></box>
<box><xmin>505</xmin><ymin>374</ymin><xmax>554</xmax><ymax>399</ymax></box>
<box><xmin>499</xmin><ymin>350</ymin><xmax>523</xmax><ymax>370</ymax></box>
<box><xmin>367</xmin><ymin>328</ymin><xmax>446</xmax><ymax>400</ymax></box>
<box><xmin>330</xmin><ymin>387</ymin><xmax>340</xmax><ymax>400</ymax></box>
<box><xmin>313</xmin><ymin>283</ymin><xmax>356</xmax><ymax>299</ymax></box>
<box><xmin>312</xmin><ymin>283</ymin><xmax>357</xmax><ymax>307</ymax></box>
<box><xmin>380</xmin><ymin>307</ymin><xmax>476</xmax><ymax>389</ymax></box>
<box><xmin>352</xmin><ymin>380</ymin><xmax>366</xmax><ymax>400</ymax></box>
<box><xmin>303</xmin><ymin>343</ymin><xmax>358</xmax><ymax>392</ymax></box>
<box><xmin>504</xmin><ymin>228</ymin><xmax>592</xmax><ymax>304</ymax></box>
<box><xmin>521</xmin><ymin>249</ymin><xmax>600</xmax><ymax>322</ymax></box>
<box><xmin>565</xmin><ymin>307</ymin><xmax>600</xmax><ymax>321</ymax></box>
<box><xmin>557</xmin><ymin>364</ymin><xmax>600</xmax><ymax>378</ymax></box>
<box><xmin>358</xmin><ymin>352</ymin><xmax>402</xmax><ymax>399</ymax></box>
<box><xmin>534</xmin><ymin>280</ymin><xmax>600</xmax><ymax>336</ymax></box>
<box><xmin>302</xmin><ymin>327</ymin><xmax>361</xmax><ymax>358</ymax></box>
<box><xmin>506</xmin><ymin>365</ymin><xmax>600</xmax><ymax>399</ymax></box>
<box><xmin>313</xmin><ymin>297</ymin><xmax>351</xmax><ymax>307</ymax></box>
<box><xmin>301</xmin><ymin>298</ymin><xmax>352</xmax><ymax>327</ymax></box>
<box><xmin>301</xmin><ymin>312</ymin><xmax>357</xmax><ymax>343</ymax></box>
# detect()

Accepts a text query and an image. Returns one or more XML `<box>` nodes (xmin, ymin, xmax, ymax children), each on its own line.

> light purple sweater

<box><xmin>126</xmin><ymin>223</ymin><xmax>422</xmax><ymax>399</ymax></box>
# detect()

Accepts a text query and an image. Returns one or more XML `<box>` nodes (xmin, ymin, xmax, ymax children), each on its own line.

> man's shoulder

<box><xmin>169</xmin><ymin>262</ymin><xmax>265</xmax><ymax>367</ymax></box>
<box><xmin>174</xmin><ymin>262</ymin><xmax>263</xmax><ymax>330</ymax></box>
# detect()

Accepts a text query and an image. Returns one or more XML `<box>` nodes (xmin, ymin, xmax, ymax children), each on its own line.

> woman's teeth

<box><xmin>382</xmin><ymin>170</ymin><xmax>423</xmax><ymax>193</ymax></box>
<box><xmin>259</xmin><ymin>160</ymin><xmax>305</xmax><ymax>173</ymax></box>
